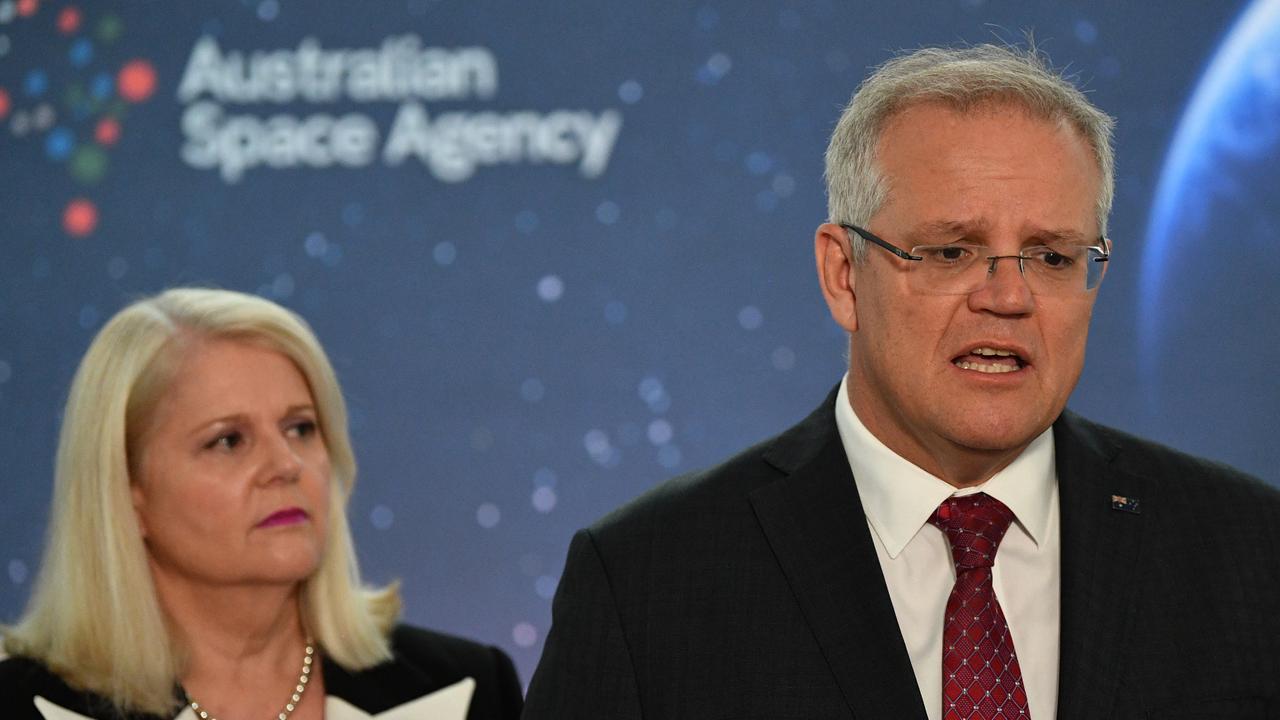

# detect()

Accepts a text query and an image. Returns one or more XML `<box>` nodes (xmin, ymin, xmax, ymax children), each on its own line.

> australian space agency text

<box><xmin>180</xmin><ymin>101</ymin><xmax>623</xmax><ymax>183</ymax></box>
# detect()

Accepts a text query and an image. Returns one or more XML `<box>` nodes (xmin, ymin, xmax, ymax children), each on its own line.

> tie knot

<box><xmin>929</xmin><ymin>492</ymin><xmax>1016</xmax><ymax>571</ymax></box>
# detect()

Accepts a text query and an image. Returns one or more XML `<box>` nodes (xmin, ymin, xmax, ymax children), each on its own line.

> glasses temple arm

<box><xmin>841</xmin><ymin>224</ymin><xmax>923</xmax><ymax>262</ymax></box>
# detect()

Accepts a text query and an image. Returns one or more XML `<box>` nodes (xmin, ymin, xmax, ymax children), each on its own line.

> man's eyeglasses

<box><xmin>841</xmin><ymin>224</ymin><xmax>1110</xmax><ymax>297</ymax></box>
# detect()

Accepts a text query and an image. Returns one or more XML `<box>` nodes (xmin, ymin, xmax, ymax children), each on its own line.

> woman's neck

<box><xmin>154</xmin><ymin>570</ymin><xmax>305</xmax><ymax>658</ymax></box>
<box><xmin>151</xmin><ymin>567</ymin><xmax>321</xmax><ymax>718</ymax></box>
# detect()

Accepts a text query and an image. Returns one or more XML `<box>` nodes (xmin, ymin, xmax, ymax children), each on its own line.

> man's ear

<box><xmin>815</xmin><ymin>223</ymin><xmax>858</xmax><ymax>333</ymax></box>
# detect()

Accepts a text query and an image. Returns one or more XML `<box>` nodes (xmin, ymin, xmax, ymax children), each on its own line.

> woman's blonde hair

<box><xmin>3</xmin><ymin>287</ymin><xmax>399</xmax><ymax>715</ymax></box>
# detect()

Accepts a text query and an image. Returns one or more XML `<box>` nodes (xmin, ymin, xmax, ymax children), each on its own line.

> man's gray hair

<box><xmin>825</xmin><ymin>44</ymin><xmax>1115</xmax><ymax>260</ymax></box>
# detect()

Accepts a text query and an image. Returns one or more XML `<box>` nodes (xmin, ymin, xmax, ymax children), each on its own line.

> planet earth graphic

<box><xmin>1141</xmin><ymin>0</ymin><xmax>1280</xmax><ymax>479</ymax></box>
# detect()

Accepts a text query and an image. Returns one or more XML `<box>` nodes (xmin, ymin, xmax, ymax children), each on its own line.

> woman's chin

<box><xmin>258</xmin><ymin>550</ymin><xmax>324</xmax><ymax>585</ymax></box>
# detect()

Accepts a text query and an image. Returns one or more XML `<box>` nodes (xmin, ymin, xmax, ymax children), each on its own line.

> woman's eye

<box><xmin>205</xmin><ymin>432</ymin><xmax>242</xmax><ymax>451</ymax></box>
<box><xmin>288</xmin><ymin>420</ymin><xmax>318</xmax><ymax>439</ymax></box>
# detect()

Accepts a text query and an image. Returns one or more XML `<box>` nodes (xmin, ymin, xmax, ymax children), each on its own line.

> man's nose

<box><xmin>968</xmin><ymin>255</ymin><xmax>1035</xmax><ymax>314</ymax></box>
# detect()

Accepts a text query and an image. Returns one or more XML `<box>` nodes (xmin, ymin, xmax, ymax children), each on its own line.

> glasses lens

<box><xmin>908</xmin><ymin>244</ymin><xmax>987</xmax><ymax>295</ymax></box>
<box><xmin>1084</xmin><ymin>246</ymin><xmax>1108</xmax><ymax>290</ymax></box>
<box><xmin>907</xmin><ymin>244</ymin><xmax>1107</xmax><ymax>295</ymax></box>
<box><xmin>1021</xmin><ymin>245</ymin><xmax>1091</xmax><ymax>295</ymax></box>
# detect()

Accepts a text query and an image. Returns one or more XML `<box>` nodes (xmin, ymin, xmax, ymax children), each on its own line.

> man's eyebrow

<box><xmin>1034</xmin><ymin>228</ymin><xmax>1091</xmax><ymax>244</ymax></box>
<box><xmin>904</xmin><ymin>220</ymin><xmax>989</xmax><ymax>242</ymax></box>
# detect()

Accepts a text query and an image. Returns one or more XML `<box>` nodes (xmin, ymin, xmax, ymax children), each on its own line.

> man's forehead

<box><xmin>874</xmin><ymin>99</ymin><xmax>1089</xmax><ymax>167</ymax></box>
<box><xmin>870</xmin><ymin>102</ymin><xmax>1102</xmax><ymax>238</ymax></box>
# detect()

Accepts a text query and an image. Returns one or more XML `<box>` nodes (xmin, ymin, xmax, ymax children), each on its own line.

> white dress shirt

<box><xmin>833</xmin><ymin>374</ymin><xmax>1060</xmax><ymax>720</ymax></box>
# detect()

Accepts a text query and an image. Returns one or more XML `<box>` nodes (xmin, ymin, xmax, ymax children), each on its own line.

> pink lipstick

<box><xmin>257</xmin><ymin>508</ymin><xmax>308</xmax><ymax>528</ymax></box>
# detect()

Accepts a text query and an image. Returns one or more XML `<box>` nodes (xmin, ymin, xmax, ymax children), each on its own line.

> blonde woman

<box><xmin>0</xmin><ymin>288</ymin><xmax>522</xmax><ymax>720</ymax></box>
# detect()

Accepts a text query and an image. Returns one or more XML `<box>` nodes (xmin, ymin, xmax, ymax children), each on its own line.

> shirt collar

<box><xmin>833</xmin><ymin>373</ymin><xmax>1056</xmax><ymax>558</ymax></box>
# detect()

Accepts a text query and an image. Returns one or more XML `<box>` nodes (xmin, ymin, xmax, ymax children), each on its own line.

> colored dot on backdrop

<box><xmin>68</xmin><ymin>37</ymin><xmax>92</xmax><ymax>67</ymax></box>
<box><xmin>65</xmin><ymin>86</ymin><xmax>92</xmax><ymax>120</ymax></box>
<box><xmin>16</xmin><ymin>0</ymin><xmax>36</xmax><ymax>19</ymax></box>
<box><xmin>94</xmin><ymin>116</ymin><xmax>118</xmax><ymax>145</ymax></box>
<box><xmin>89</xmin><ymin>72</ymin><xmax>112</xmax><ymax>99</ymax></box>
<box><xmin>537</xmin><ymin>274</ymin><xmax>564</xmax><ymax>302</ymax></box>
<box><xmin>56</xmin><ymin>5</ymin><xmax>79</xmax><ymax>34</ymax></box>
<box><xmin>62</xmin><ymin>82</ymin><xmax>83</xmax><ymax>107</ymax></box>
<box><xmin>44</xmin><ymin>126</ymin><xmax>73</xmax><ymax>160</ymax></box>
<box><xmin>8</xmin><ymin>560</ymin><xmax>28</xmax><ymax>586</ymax></box>
<box><xmin>257</xmin><ymin>0</ymin><xmax>279</xmax><ymax>22</ymax></box>
<box><xmin>23</xmin><ymin>69</ymin><xmax>47</xmax><ymax>97</ymax></box>
<box><xmin>432</xmin><ymin>241</ymin><xmax>456</xmax><ymax>265</ymax></box>
<box><xmin>0</xmin><ymin>88</ymin><xmax>9</xmax><ymax>119</ymax></box>
<box><xmin>63</xmin><ymin>198</ymin><xmax>97</xmax><ymax>237</ymax></box>
<box><xmin>117</xmin><ymin>59</ymin><xmax>156</xmax><ymax>102</ymax></box>
<box><xmin>512</xmin><ymin>622</ymin><xmax>538</xmax><ymax>648</ymax></box>
<box><xmin>95</xmin><ymin>14</ymin><xmax>121</xmax><ymax>43</ymax></box>
<box><xmin>618</xmin><ymin>79</ymin><xmax>643</xmax><ymax>104</ymax></box>
<box><xmin>31</xmin><ymin>102</ymin><xmax>52</xmax><ymax>128</ymax></box>
<box><xmin>10</xmin><ymin>111</ymin><xmax>30</xmax><ymax>135</ymax></box>
<box><xmin>70</xmin><ymin>144</ymin><xmax>108</xmax><ymax>183</ymax></box>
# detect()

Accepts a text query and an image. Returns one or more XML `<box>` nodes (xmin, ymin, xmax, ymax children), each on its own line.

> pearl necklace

<box><xmin>186</xmin><ymin>641</ymin><xmax>315</xmax><ymax>720</ymax></box>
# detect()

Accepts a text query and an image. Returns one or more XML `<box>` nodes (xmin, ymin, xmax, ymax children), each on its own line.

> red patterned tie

<box><xmin>930</xmin><ymin>493</ymin><xmax>1030</xmax><ymax>719</ymax></box>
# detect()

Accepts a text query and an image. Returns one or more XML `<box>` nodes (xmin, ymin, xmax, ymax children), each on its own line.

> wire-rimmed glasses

<box><xmin>842</xmin><ymin>224</ymin><xmax>1110</xmax><ymax>296</ymax></box>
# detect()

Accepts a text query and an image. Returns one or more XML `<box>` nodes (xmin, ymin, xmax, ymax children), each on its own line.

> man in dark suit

<box><xmin>523</xmin><ymin>44</ymin><xmax>1280</xmax><ymax>720</ymax></box>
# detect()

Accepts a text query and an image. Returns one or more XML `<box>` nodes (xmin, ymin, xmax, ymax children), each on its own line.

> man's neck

<box><xmin>845</xmin><ymin>381</ymin><xmax>1031</xmax><ymax>488</ymax></box>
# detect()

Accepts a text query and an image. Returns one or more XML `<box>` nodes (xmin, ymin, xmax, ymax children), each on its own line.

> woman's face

<box><xmin>131</xmin><ymin>338</ymin><xmax>331</xmax><ymax>591</ymax></box>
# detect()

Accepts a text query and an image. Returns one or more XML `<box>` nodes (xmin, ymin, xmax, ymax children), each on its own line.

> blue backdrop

<box><xmin>3</xmin><ymin>0</ymin><xmax>1277</xmax><ymax>685</ymax></box>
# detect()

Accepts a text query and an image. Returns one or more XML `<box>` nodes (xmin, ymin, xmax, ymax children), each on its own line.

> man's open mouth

<box><xmin>952</xmin><ymin>346</ymin><xmax>1026</xmax><ymax>374</ymax></box>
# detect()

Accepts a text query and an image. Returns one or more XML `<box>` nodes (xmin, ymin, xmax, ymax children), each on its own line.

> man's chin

<box><xmin>941</xmin><ymin>414</ymin><xmax>1053</xmax><ymax>454</ymax></box>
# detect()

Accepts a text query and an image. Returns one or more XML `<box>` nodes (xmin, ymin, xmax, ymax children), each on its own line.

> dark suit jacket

<box><xmin>0</xmin><ymin>625</ymin><xmax>523</xmax><ymax>719</ymax></box>
<box><xmin>523</xmin><ymin>388</ymin><xmax>1280</xmax><ymax>719</ymax></box>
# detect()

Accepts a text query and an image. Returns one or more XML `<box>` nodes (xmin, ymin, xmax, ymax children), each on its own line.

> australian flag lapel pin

<box><xmin>1110</xmin><ymin>494</ymin><xmax>1141</xmax><ymax>514</ymax></box>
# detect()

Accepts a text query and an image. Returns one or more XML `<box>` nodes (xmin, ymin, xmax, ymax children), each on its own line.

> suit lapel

<box><xmin>322</xmin><ymin>652</ymin><xmax>442</xmax><ymax>716</ymax></box>
<box><xmin>325</xmin><ymin>678</ymin><xmax>475</xmax><ymax>720</ymax></box>
<box><xmin>748</xmin><ymin>389</ymin><xmax>927</xmax><ymax>720</ymax></box>
<box><xmin>1054</xmin><ymin>412</ymin><xmax>1149</xmax><ymax>719</ymax></box>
